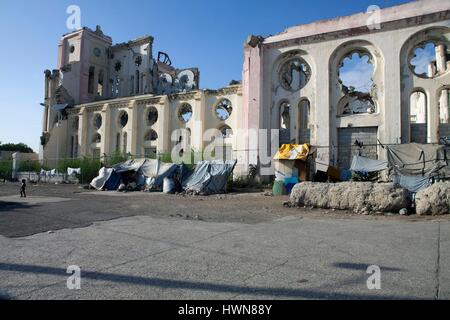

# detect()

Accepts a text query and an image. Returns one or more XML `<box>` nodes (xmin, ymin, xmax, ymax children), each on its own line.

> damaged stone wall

<box><xmin>415</xmin><ymin>182</ymin><xmax>450</xmax><ymax>215</ymax></box>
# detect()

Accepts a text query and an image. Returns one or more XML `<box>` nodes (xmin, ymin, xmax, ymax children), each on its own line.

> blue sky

<box><xmin>0</xmin><ymin>0</ymin><xmax>409</xmax><ymax>152</ymax></box>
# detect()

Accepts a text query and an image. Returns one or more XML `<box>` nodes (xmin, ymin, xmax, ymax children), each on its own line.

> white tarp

<box><xmin>67</xmin><ymin>167</ymin><xmax>81</xmax><ymax>175</ymax></box>
<box><xmin>90</xmin><ymin>158</ymin><xmax>180</xmax><ymax>191</ymax></box>
<box><xmin>350</xmin><ymin>156</ymin><xmax>388</xmax><ymax>172</ymax></box>
<box><xmin>90</xmin><ymin>167</ymin><xmax>114</xmax><ymax>190</ymax></box>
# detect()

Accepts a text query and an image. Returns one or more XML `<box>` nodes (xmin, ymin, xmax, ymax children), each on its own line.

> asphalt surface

<box><xmin>0</xmin><ymin>183</ymin><xmax>449</xmax><ymax>299</ymax></box>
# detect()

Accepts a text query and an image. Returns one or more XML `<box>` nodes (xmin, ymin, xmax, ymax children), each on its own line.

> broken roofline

<box><xmin>264</xmin><ymin>0</ymin><xmax>450</xmax><ymax>45</ymax></box>
<box><xmin>111</xmin><ymin>35</ymin><xmax>154</xmax><ymax>50</ymax></box>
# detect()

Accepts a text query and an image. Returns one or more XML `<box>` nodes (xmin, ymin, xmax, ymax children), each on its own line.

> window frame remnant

<box><xmin>178</xmin><ymin>103</ymin><xmax>193</xmax><ymax>123</ymax></box>
<box><xmin>119</xmin><ymin>111</ymin><xmax>128</xmax><ymax>128</ymax></box>
<box><xmin>337</xmin><ymin>50</ymin><xmax>377</xmax><ymax>116</ymax></box>
<box><xmin>409</xmin><ymin>41</ymin><xmax>449</xmax><ymax>79</ymax></box>
<box><xmin>215</xmin><ymin>99</ymin><xmax>233</xmax><ymax>121</ymax></box>
<box><xmin>146</xmin><ymin>106</ymin><xmax>158</xmax><ymax>126</ymax></box>
<box><xmin>278</xmin><ymin>57</ymin><xmax>311</xmax><ymax>92</ymax></box>
<box><xmin>94</xmin><ymin>114</ymin><xmax>102</xmax><ymax>129</ymax></box>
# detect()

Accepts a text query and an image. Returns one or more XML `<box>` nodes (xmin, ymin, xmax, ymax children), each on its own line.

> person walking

<box><xmin>20</xmin><ymin>179</ymin><xmax>26</xmax><ymax>198</ymax></box>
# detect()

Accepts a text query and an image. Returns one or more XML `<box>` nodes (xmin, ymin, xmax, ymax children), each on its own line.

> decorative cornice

<box><xmin>136</xmin><ymin>97</ymin><xmax>163</xmax><ymax>106</ymax></box>
<box><xmin>109</xmin><ymin>101</ymin><xmax>132</xmax><ymax>109</ymax></box>
<box><xmin>168</xmin><ymin>91</ymin><xmax>199</xmax><ymax>102</ymax></box>
<box><xmin>205</xmin><ymin>85</ymin><xmax>242</xmax><ymax>96</ymax></box>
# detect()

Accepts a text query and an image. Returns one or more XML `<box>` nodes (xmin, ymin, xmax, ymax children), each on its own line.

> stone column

<box><xmin>78</xmin><ymin>107</ymin><xmax>88</xmax><ymax>157</ymax></box>
<box><xmin>427</xmin><ymin>89</ymin><xmax>439</xmax><ymax>143</ymax></box>
<box><xmin>436</xmin><ymin>44</ymin><xmax>446</xmax><ymax>74</ymax></box>
<box><xmin>100</xmin><ymin>103</ymin><xmax>111</xmax><ymax>157</ymax></box>
<box><xmin>128</xmin><ymin>100</ymin><xmax>138</xmax><ymax>156</ymax></box>
<box><xmin>158</xmin><ymin>96</ymin><xmax>170</xmax><ymax>155</ymax></box>
<box><xmin>192</xmin><ymin>91</ymin><xmax>206</xmax><ymax>153</ymax></box>
<box><xmin>439</xmin><ymin>89</ymin><xmax>449</xmax><ymax>124</ymax></box>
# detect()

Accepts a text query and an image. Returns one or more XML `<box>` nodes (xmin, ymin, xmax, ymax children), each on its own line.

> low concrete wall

<box><xmin>15</xmin><ymin>172</ymin><xmax>79</xmax><ymax>184</ymax></box>
<box><xmin>289</xmin><ymin>182</ymin><xmax>410</xmax><ymax>214</ymax></box>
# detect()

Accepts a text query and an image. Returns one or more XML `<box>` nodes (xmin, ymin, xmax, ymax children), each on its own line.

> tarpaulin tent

<box><xmin>386</xmin><ymin>143</ymin><xmax>447</xmax><ymax>176</ymax></box>
<box><xmin>386</xmin><ymin>143</ymin><xmax>449</xmax><ymax>193</ymax></box>
<box><xmin>90</xmin><ymin>158</ymin><xmax>183</xmax><ymax>191</ymax></box>
<box><xmin>350</xmin><ymin>156</ymin><xmax>388</xmax><ymax>172</ymax></box>
<box><xmin>183</xmin><ymin>160</ymin><xmax>237</xmax><ymax>194</ymax></box>
<box><xmin>90</xmin><ymin>167</ymin><xmax>120</xmax><ymax>190</ymax></box>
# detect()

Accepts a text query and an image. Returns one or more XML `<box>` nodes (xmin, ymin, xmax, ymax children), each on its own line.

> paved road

<box><xmin>1</xmin><ymin>210</ymin><xmax>449</xmax><ymax>299</ymax></box>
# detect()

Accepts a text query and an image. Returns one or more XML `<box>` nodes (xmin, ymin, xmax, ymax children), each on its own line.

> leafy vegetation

<box><xmin>0</xmin><ymin>142</ymin><xmax>34</xmax><ymax>153</ymax></box>
<box><xmin>0</xmin><ymin>160</ymin><xmax>13</xmax><ymax>180</ymax></box>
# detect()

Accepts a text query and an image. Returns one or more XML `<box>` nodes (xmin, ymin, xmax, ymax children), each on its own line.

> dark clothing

<box><xmin>20</xmin><ymin>183</ymin><xmax>26</xmax><ymax>198</ymax></box>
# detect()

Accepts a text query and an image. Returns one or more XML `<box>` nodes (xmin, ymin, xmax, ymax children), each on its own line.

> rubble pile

<box><xmin>415</xmin><ymin>182</ymin><xmax>450</xmax><ymax>215</ymax></box>
<box><xmin>289</xmin><ymin>182</ymin><xmax>410</xmax><ymax>214</ymax></box>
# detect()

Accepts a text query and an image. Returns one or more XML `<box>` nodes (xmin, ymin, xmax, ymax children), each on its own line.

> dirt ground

<box><xmin>0</xmin><ymin>181</ymin><xmax>448</xmax><ymax>238</ymax></box>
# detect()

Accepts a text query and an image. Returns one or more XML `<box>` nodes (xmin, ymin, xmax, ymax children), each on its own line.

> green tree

<box><xmin>0</xmin><ymin>142</ymin><xmax>34</xmax><ymax>153</ymax></box>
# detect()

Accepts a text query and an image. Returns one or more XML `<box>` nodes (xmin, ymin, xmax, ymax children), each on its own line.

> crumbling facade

<box><xmin>242</xmin><ymin>0</ymin><xmax>450</xmax><ymax>173</ymax></box>
<box><xmin>41</xmin><ymin>0</ymin><xmax>450</xmax><ymax>178</ymax></box>
<box><xmin>41</xmin><ymin>26</ymin><xmax>244</xmax><ymax>173</ymax></box>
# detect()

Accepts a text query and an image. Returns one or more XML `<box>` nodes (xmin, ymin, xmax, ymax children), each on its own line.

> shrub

<box><xmin>0</xmin><ymin>159</ymin><xmax>13</xmax><ymax>180</ymax></box>
<box><xmin>57</xmin><ymin>157</ymin><xmax>101</xmax><ymax>184</ymax></box>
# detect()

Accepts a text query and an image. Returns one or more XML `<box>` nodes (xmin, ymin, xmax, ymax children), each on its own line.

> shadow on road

<box><xmin>332</xmin><ymin>262</ymin><xmax>404</xmax><ymax>272</ymax></box>
<box><xmin>0</xmin><ymin>262</ymin><xmax>415</xmax><ymax>299</ymax></box>
<box><xmin>0</xmin><ymin>201</ymin><xmax>36</xmax><ymax>212</ymax></box>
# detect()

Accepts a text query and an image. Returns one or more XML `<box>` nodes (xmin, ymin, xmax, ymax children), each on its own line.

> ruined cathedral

<box><xmin>41</xmin><ymin>0</ymin><xmax>450</xmax><ymax>177</ymax></box>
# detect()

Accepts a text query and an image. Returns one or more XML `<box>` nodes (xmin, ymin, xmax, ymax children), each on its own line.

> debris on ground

<box><xmin>289</xmin><ymin>182</ymin><xmax>410</xmax><ymax>214</ymax></box>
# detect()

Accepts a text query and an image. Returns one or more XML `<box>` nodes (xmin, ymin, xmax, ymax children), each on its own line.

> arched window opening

<box><xmin>215</xmin><ymin>99</ymin><xmax>233</xmax><ymax>120</ymax></box>
<box><xmin>144</xmin><ymin>129</ymin><xmax>158</xmax><ymax>141</ymax></box>
<box><xmin>147</xmin><ymin>107</ymin><xmax>158</xmax><ymax>126</ymax></box>
<box><xmin>219</xmin><ymin>125</ymin><xmax>233</xmax><ymax>138</ymax></box>
<box><xmin>410</xmin><ymin>91</ymin><xmax>427</xmax><ymax>143</ymax></box>
<box><xmin>119</xmin><ymin>111</ymin><xmax>128</xmax><ymax>128</ymax></box>
<box><xmin>279</xmin><ymin>57</ymin><xmax>311</xmax><ymax>91</ymax></box>
<box><xmin>97</xmin><ymin>69</ymin><xmax>104</xmax><ymax>96</ymax></box>
<box><xmin>73</xmin><ymin>117</ymin><xmax>79</xmax><ymax>131</ymax></box>
<box><xmin>410</xmin><ymin>42</ymin><xmax>449</xmax><ymax>78</ymax></box>
<box><xmin>438</xmin><ymin>88</ymin><xmax>450</xmax><ymax>142</ymax></box>
<box><xmin>88</xmin><ymin>66</ymin><xmax>95</xmax><ymax>94</ymax></box>
<box><xmin>298</xmin><ymin>100</ymin><xmax>311</xmax><ymax>144</ymax></box>
<box><xmin>73</xmin><ymin>135</ymin><xmax>78</xmax><ymax>157</ymax></box>
<box><xmin>92</xmin><ymin>133</ymin><xmax>101</xmax><ymax>144</ymax></box>
<box><xmin>279</xmin><ymin>101</ymin><xmax>291</xmax><ymax>145</ymax></box>
<box><xmin>439</xmin><ymin>89</ymin><xmax>450</xmax><ymax>124</ymax></box>
<box><xmin>338</xmin><ymin>51</ymin><xmax>376</xmax><ymax>115</ymax></box>
<box><xmin>136</xmin><ymin>70</ymin><xmax>140</xmax><ymax>94</ymax></box>
<box><xmin>94</xmin><ymin>114</ymin><xmax>102</xmax><ymax>129</ymax></box>
<box><xmin>280</xmin><ymin>102</ymin><xmax>290</xmax><ymax>129</ymax></box>
<box><xmin>116</xmin><ymin>133</ymin><xmax>120</xmax><ymax>151</ymax></box>
<box><xmin>178</xmin><ymin>103</ymin><xmax>193</xmax><ymax>123</ymax></box>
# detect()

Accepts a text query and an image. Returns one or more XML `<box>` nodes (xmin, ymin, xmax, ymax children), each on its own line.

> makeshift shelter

<box><xmin>386</xmin><ymin>143</ymin><xmax>447</xmax><ymax>177</ymax></box>
<box><xmin>386</xmin><ymin>143</ymin><xmax>449</xmax><ymax>193</ymax></box>
<box><xmin>350</xmin><ymin>156</ymin><xmax>388</xmax><ymax>172</ymax></box>
<box><xmin>90</xmin><ymin>158</ymin><xmax>183</xmax><ymax>191</ymax></box>
<box><xmin>273</xmin><ymin>144</ymin><xmax>315</xmax><ymax>182</ymax></box>
<box><xmin>182</xmin><ymin>160</ymin><xmax>237</xmax><ymax>195</ymax></box>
